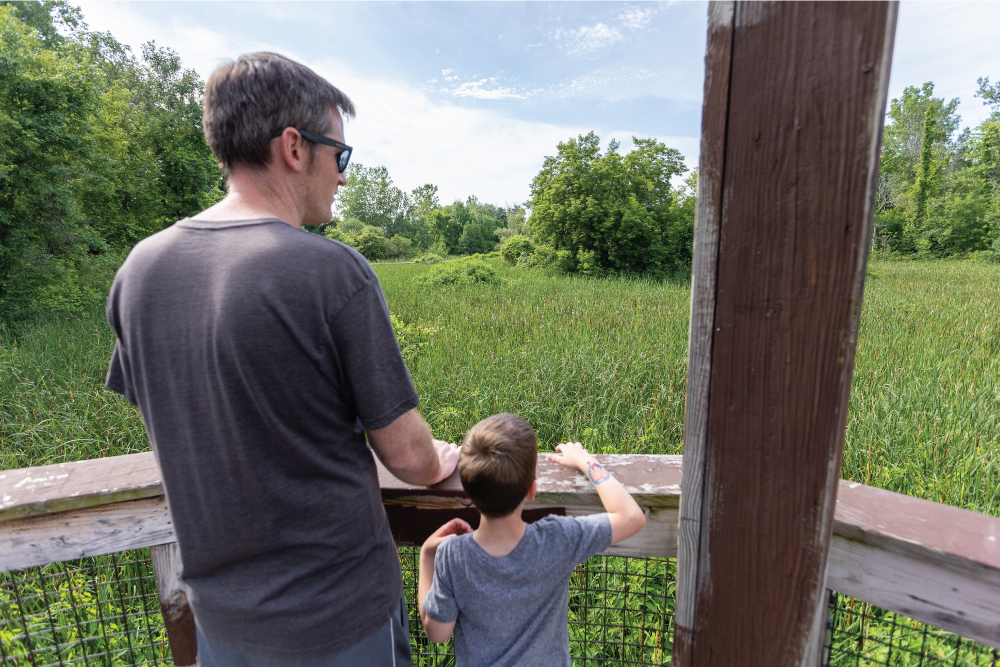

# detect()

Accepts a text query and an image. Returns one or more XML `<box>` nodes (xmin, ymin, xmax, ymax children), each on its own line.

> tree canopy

<box><xmin>528</xmin><ymin>132</ymin><xmax>693</xmax><ymax>275</ymax></box>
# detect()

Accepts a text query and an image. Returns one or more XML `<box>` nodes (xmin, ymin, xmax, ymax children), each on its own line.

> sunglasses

<box><xmin>270</xmin><ymin>127</ymin><xmax>353</xmax><ymax>173</ymax></box>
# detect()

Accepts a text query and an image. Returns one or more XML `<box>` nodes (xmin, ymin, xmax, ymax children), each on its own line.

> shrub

<box><xmin>500</xmin><ymin>235</ymin><xmax>534</xmax><ymax>264</ymax></box>
<box><xmin>418</xmin><ymin>259</ymin><xmax>503</xmax><ymax>287</ymax></box>
<box><xmin>414</xmin><ymin>253</ymin><xmax>444</xmax><ymax>264</ymax></box>
<box><xmin>989</xmin><ymin>238</ymin><xmax>1000</xmax><ymax>263</ymax></box>
<box><xmin>385</xmin><ymin>235</ymin><xmax>414</xmax><ymax>260</ymax></box>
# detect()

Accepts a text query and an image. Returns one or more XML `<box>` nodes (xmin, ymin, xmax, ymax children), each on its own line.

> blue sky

<box><xmin>75</xmin><ymin>1</ymin><xmax>1000</xmax><ymax>207</ymax></box>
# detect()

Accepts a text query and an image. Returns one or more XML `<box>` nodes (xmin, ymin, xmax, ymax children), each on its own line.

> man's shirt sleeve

<box><xmin>105</xmin><ymin>341</ymin><xmax>139</xmax><ymax>406</ymax></box>
<box><xmin>330</xmin><ymin>277</ymin><xmax>419</xmax><ymax>431</ymax></box>
<box><xmin>422</xmin><ymin>541</ymin><xmax>459</xmax><ymax>623</ymax></box>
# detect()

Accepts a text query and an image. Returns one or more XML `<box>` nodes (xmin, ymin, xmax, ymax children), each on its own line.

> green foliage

<box><xmin>876</xmin><ymin>80</ymin><xmax>1000</xmax><ymax>257</ymax></box>
<box><xmin>417</xmin><ymin>257</ymin><xmax>502</xmax><ymax>287</ymax></box>
<box><xmin>336</xmin><ymin>163</ymin><xmax>414</xmax><ymax>238</ymax></box>
<box><xmin>0</xmin><ymin>3</ymin><xmax>222</xmax><ymax>324</ymax></box>
<box><xmin>389</xmin><ymin>313</ymin><xmax>441</xmax><ymax>367</ymax></box>
<box><xmin>499</xmin><ymin>234</ymin><xmax>534</xmax><ymax>264</ymax></box>
<box><xmin>528</xmin><ymin>132</ymin><xmax>693</xmax><ymax>276</ymax></box>
<box><xmin>414</xmin><ymin>253</ymin><xmax>443</xmax><ymax>264</ymax></box>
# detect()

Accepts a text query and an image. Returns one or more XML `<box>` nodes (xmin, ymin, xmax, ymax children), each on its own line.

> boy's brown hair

<box><xmin>459</xmin><ymin>414</ymin><xmax>538</xmax><ymax>518</ymax></box>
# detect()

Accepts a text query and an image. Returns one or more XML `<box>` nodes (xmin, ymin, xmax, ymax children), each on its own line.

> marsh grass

<box><xmin>2</xmin><ymin>258</ymin><xmax>999</xmax><ymax>665</ymax></box>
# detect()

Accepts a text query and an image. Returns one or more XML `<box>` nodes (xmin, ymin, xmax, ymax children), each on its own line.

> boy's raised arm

<box><xmin>547</xmin><ymin>442</ymin><xmax>646</xmax><ymax>544</ymax></box>
<box><xmin>418</xmin><ymin>518</ymin><xmax>472</xmax><ymax>643</ymax></box>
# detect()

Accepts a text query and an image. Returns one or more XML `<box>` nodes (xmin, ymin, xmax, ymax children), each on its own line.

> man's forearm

<box><xmin>367</xmin><ymin>409</ymin><xmax>443</xmax><ymax>486</ymax></box>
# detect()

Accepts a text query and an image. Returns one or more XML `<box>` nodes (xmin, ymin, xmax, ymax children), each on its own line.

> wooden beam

<box><xmin>151</xmin><ymin>542</ymin><xmax>199</xmax><ymax>667</ymax></box>
<box><xmin>0</xmin><ymin>452</ymin><xmax>162</xmax><ymax>522</ymax></box>
<box><xmin>827</xmin><ymin>482</ymin><xmax>1000</xmax><ymax>649</ymax></box>
<box><xmin>0</xmin><ymin>496</ymin><xmax>175</xmax><ymax>571</ymax></box>
<box><xmin>674</xmin><ymin>3</ymin><xmax>897</xmax><ymax>666</ymax></box>
<box><xmin>2</xmin><ymin>453</ymin><xmax>999</xmax><ymax>648</ymax></box>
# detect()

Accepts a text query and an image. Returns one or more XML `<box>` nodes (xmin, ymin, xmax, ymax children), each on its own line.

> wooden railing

<box><xmin>2</xmin><ymin>452</ymin><xmax>999</xmax><ymax>662</ymax></box>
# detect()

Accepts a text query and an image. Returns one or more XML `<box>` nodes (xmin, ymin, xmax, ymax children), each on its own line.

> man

<box><xmin>105</xmin><ymin>52</ymin><xmax>458</xmax><ymax>666</ymax></box>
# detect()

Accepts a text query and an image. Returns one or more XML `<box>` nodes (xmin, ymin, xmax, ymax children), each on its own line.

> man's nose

<box><xmin>337</xmin><ymin>171</ymin><xmax>348</xmax><ymax>187</ymax></box>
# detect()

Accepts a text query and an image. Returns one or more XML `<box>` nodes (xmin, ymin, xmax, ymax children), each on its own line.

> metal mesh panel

<box><xmin>822</xmin><ymin>592</ymin><xmax>999</xmax><ymax>667</ymax></box>
<box><xmin>4</xmin><ymin>551</ymin><xmax>998</xmax><ymax>667</ymax></box>
<box><xmin>0</xmin><ymin>549</ymin><xmax>167</xmax><ymax>667</ymax></box>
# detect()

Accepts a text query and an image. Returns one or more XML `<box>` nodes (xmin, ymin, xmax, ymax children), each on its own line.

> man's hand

<box><xmin>429</xmin><ymin>440</ymin><xmax>461</xmax><ymax>485</ymax></box>
<box><xmin>368</xmin><ymin>409</ymin><xmax>458</xmax><ymax>487</ymax></box>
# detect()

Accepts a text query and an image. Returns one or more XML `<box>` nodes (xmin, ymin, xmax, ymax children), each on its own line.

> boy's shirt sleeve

<box><xmin>564</xmin><ymin>513</ymin><xmax>613</xmax><ymax>565</ymax></box>
<box><xmin>422</xmin><ymin>540</ymin><xmax>459</xmax><ymax>624</ymax></box>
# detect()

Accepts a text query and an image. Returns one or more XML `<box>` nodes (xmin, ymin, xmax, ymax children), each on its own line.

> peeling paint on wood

<box><xmin>674</xmin><ymin>3</ymin><xmax>897</xmax><ymax>665</ymax></box>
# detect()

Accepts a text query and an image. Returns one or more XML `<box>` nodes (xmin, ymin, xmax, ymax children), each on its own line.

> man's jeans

<box><xmin>196</xmin><ymin>593</ymin><xmax>411</xmax><ymax>667</ymax></box>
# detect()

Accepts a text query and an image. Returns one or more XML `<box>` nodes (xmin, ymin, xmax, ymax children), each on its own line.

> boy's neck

<box><xmin>473</xmin><ymin>508</ymin><xmax>526</xmax><ymax>558</ymax></box>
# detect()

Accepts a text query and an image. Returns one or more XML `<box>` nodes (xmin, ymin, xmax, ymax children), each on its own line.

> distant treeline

<box><xmin>876</xmin><ymin>81</ymin><xmax>1000</xmax><ymax>258</ymax></box>
<box><xmin>3</xmin><ymin>1</ymin><xmax>995</xmax><ymax>326</ymax></box>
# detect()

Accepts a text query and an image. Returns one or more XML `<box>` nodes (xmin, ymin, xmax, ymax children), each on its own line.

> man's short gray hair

<box><xmin>203</xmin><ymin>52</ymin><xmax>355</xmax><ymax>172</ymax></box>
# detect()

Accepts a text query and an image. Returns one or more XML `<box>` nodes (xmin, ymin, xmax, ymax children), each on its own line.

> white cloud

<box><xmin>619</xmin><ymin>6</ymin><xmax>655</xmax><ymax>30</ymax></box>
<box><xmin>72</xmin><ymin>1</ymin><xmax>700</xmax><ymax>205</ymax></box>
<box><xmin>552</xmin><ymin>23</ymin><xmax>624</xmax><ymax>56</ymax></box>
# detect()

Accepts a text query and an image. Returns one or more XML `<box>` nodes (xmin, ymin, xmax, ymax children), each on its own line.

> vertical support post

<box><xmin>674</xmin><ymin>3</ymin><xmax>897</xmax><ymax>666</ymax></box>
<box><xmin>151</xmin><ymin>542</ymin><xmax>199</xmax><ymax>667</ymax></box>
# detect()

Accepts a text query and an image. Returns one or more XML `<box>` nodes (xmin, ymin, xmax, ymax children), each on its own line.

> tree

<box><xmin>528</xmin><ymin>132</ymin><xmax>692</xmax><ymax>274</ymax></box>
<box><xmin>335</xmin><ymin>163</ymin><xmax>413</xmax><ymax>237</ymax></box>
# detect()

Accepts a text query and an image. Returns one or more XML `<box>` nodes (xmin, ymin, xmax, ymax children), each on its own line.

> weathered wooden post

<box><xmin>674</xmin><ymin>2</ymin><xmax>897</xmax><ymax>665</ymax></box>
<box><xmin>151</xmin><ymin>542</ymin><xmax>199</xmax><ymax>667</ymax></box>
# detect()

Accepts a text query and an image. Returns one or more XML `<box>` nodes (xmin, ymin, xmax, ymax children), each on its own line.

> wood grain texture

<box><xmin>0</xmin><ymin>496</ymin><xmax>175</xmax><ymax>571</ymax></box>
<box><xmin>0</xmin><ymin>452</ymin><xmax>162</xmax><ymax>522</ymax></box>
<box><xmin>675</xmin><ymin>3</ymin><xmax>735</xmax><ymax>660</ymax></box>
<box><xmin>677</xmin><ymin>3</ymin><xmax>896</xmax><ymax>666</ymax></box>
<box><xmin>151</xmin><ymin>543</ymin><xmax>199</xmax><ymax>667</ymax></box>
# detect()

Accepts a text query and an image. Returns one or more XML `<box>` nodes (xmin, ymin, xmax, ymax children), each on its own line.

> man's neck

<box><xmin>473</xmin><ymin>508</ymin><xmax>526</xmax><ymax>558</ymax></box>
<box><xmin>194</xmin><ymin>168</ymin><xmax>306</xmax><ymax>227</ymax></box>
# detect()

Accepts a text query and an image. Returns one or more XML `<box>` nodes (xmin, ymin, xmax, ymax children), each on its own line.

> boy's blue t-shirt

<box><xmin>422</xmin><ymin>513</ymin><xmax>613</xmax><ymax>667</ymax></box>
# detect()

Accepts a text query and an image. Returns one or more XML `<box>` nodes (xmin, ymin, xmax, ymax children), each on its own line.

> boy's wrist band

<box><xmin>587</xmin><ymin>460</ymin><xmax>612</xmax><ymax>485</ymax></box>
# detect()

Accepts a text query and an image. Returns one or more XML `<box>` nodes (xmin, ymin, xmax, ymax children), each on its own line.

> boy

<box><xmin>418</xmin><ymin>413</ymin><xmax>646</xmax><ymax>666</ymax></box>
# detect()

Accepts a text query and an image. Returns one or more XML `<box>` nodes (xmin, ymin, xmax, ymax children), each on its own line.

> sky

<box><xmin>73</xmin><ymin>1</ymin><xmax>1000</xmax><ymax>207</ymax></box>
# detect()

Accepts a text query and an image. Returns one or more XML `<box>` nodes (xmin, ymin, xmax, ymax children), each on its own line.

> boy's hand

<box><xmin>547</xmin><ymin>442</ymin><xmax>595</xmax><ymax>475</ymax></box>
<box><xmin>422</xmin><ymin>517</ymin><xmax>473</xmax><ymax>555</ymax></box>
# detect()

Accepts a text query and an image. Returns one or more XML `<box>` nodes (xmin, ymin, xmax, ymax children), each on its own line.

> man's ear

<box><xmin>275</xmin><ymin>128</ymin><xmax>308</xmax><ymax>173</ymax></box>
<box><xmin>526</xmin><ymin>480</ymin><xmax>537</xmax><ymax>502</ymax></box>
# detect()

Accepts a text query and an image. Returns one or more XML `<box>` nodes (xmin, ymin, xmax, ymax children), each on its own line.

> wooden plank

<box><xmin>0</xmin><ymin>496</ymin><xmax>175</xmax><ymax>571</ymax></box>
<box><xmin>674</xmin><ymin>3</ymin><xmax>896</xmax><ymax>666</ymax></box>
<box><xmin>151</xmin><ymin>543</ymin><xmax>199</xmax><ymax>667</ymax></box>
<box><xmin>828</xmin><ymin>538</ymin><xmax>1000</xmax><ymax>650</ymax></box>
<box><xmin>0</xmin><ymin>452</ymin><xmax>162</xmax><ymax>522</ymax></box>
<box><xmin>378</xmin><ymin>453</ymin><xmax>684</xmax><ymax>510</ymax></box>
<box><xmin>675</xmin><ymin>1</ymin><xmax>735</xmax><ymax>660</ymax></box>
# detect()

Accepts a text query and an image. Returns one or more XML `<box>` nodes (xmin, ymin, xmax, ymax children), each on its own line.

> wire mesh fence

<box><xmin>1</xmin><ymin>550</ymin><xmax>996</xmax><ymax>667</ymax></box>
<box><xmin>0</xmin><ymin>549</ymin><xmax>167</xmax><ymax>667</ymax></box>
<box><xmin>823</xmin><ymin>592</ymin><xmax>999</xmax><ymax>667</ymax></box>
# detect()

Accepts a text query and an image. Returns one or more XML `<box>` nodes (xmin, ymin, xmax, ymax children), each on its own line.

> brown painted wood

<box><xmin>674</xmin><ymin>1</ymin><xmax>735</xmax><ymax>661</ymax></box>
<box><xmin>151</xmin><ymin>543</ymin><xmax>199</xmax><ymax>667</ymax></box>
<box><xmin>674</xmin><ymin>3</ymin><xmax>897</xmax><ymax>666</ymax></box>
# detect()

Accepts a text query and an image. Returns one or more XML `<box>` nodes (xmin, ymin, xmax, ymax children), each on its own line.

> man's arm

<box><xmin>547</xmin><ymin>442</ymin><xmax>646</xmax><ymax>544</ymax></box>
<box><xmin>367</xmin><ymin>408</ymin><xmax>459</xmax><ymax>486</ymax></box>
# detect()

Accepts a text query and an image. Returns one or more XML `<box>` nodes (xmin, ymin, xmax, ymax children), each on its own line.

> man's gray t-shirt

<box><xmin>422</xmin><ymin>513</ymin><xmax>613</xmax><ymax>667</ymax></box>
<box><xmin>105</xmin><ymin>217</ymin><xmax>418</xmax><ymax>661</ymax></box>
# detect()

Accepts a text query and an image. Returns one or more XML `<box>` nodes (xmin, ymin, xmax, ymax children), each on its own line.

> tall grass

<box><xmin>2</xmin><ymin>258</ymin><xmax>999</xmax><ymax>665</ymax></box>
<box><xmin>2</xmin><ymin>259</ymin><xmax>998</xmax><ymax>516</ymax></box>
